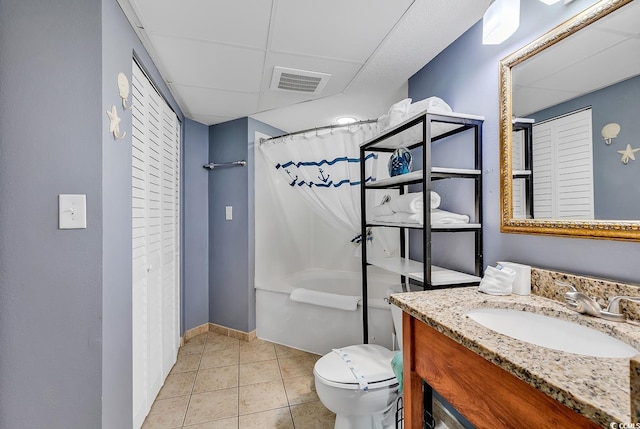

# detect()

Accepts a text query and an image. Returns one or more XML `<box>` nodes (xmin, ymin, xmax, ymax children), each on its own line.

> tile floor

<box><xmin>141</xmin><ymin>331</ymin><xmax>336</xmax><ymax>429</ymax></box>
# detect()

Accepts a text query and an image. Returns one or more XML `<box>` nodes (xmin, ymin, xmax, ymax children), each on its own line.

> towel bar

<box><xmin>203</xmin><ymin>160</ymin><xmax>246</xmax><ymax>170</ymax></box>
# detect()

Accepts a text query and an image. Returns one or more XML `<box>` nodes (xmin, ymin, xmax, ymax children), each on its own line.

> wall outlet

<box><xmin>225</xmin><ymin>206</ymin><xmax>233</xmax><ymax>221</ymax></box>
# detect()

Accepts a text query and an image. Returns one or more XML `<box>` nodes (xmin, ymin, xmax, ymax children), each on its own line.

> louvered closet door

<box><xmin>132</xmin><ymin>60</ymin><xmax>181</xmax><ymax>429</ymax></box>
<box><xmin>533</xmin><ymin>109</ymin><xmax>593</xmax><ymax>219</ymax></box>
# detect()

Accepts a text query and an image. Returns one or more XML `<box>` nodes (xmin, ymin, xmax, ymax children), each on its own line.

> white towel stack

<box><xmin>370</xmin><ymin>192</ymin><xmax>470</xmax><ymax>225</ymax></box>
<box><xmin>371</xmin><ymin>192</ymin><xmax>439</xmax><ymax>217</ymax></box>
<box><xmin>379</xmin><ymin>97</ymin><xmax>453</xmax><ymax>131</ymax></box>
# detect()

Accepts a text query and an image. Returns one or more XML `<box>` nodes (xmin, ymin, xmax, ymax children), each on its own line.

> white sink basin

<box><xmin>466</xmin><ymin>308</ymin><xmax>639</xmax><ymax>358</ymax></box>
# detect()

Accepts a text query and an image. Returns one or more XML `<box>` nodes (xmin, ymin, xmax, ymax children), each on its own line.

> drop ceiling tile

<box><xmin>533</xmin><ymin>38</ymin><xmax>640</xmax><ymax>94</ymax></box>
<box><xmin>172</xmin><ymin>84</ymin><xmax>259</xmax><ymax>117</ymax></box>
<box><xmin>594</xmin><ymin>1</ymin><xmax>640</xmax><ymax>36</ymax></box>
<box><xmin>512</xmin><ymin>86</ymin><xmax>581</xmax><ymax>118</ymax></box>
<box><xmin>512</xmin><ymin>28</ymin><xmax>623</xmax><ymax>87</ymax></box>
<box><xmin>270</xmin><ymin>0</ymin><xmax>413</xmax><ymax>62</ymax></box>
<box><xmin>190</xmin><ymin>113</ymin><xmax>236</xmax><ymax>126</ymax></box>
<box><xmin>131</xmin><ymin>0</ymin><xmax>273</xmax><ymax>48</ymax></box>
<box><xmin>257</xmin><ymin>90</ymin><xmax>322</xmax><ymax>113</ymax></box>
<box><xmin>149</xmin><ymin>34</ymin><xmax>265</xmax><ymax>92</ymax></box>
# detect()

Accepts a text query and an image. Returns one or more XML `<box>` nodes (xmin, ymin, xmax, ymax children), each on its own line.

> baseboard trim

<box><xmin>182</xmin><ymin>322</ymin><xmax>256</xmax><ymax>345</ymax></box>
<box><xmin>208</xmin><ymin>322</ymin><xmax>257</xmax><ymax>342</ymax></box>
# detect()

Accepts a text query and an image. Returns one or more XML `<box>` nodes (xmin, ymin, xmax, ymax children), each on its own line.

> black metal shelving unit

<box><xmin>359</xmin><ymin>110</ymin><xmax>484</xmax><ymax>343</ymax></box>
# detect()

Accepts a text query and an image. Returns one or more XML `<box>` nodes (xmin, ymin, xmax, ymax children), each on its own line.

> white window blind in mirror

<box><xmin>131</xmin><ymin>59</ymin><xmax>181</xmax><ymax>429</ymax></box>
<box><xmin>512</xmin><ymin>128</ymin><xmax>527</xmax><ymax>219</ymax></box>
<box><xmin>533</xmin><ymin>108</ymin><xmax>594</xmax><ymax>219</ymax></box>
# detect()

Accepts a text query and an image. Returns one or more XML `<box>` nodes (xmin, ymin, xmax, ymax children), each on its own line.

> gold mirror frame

<box><xmin>499</xmin><ymin>0</ymin><xmax>640</xmax><ymax>241</ymax></box>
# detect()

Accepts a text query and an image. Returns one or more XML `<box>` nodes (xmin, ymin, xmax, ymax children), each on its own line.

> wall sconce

<box><xmin>601</xmin><ymin>123</ymin><xmax>621</xmax><ymax>145</ymax></box>
<box><xmin>482</xmin><ymin>0</ymin><xmax>520</xmax><ymax>45</ymax></box>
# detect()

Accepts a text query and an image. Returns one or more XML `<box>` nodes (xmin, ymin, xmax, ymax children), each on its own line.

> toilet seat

<box><xmin>314</xmin><ymin>344</ymin><xmax>398</xmax><ymax>390</ymax></box>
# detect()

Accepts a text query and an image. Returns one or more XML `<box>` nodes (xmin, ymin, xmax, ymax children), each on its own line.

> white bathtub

<box><xmin>256</xmin><ymin>269</ymin><xmax>403</xmax><ymax>355</ymax></box>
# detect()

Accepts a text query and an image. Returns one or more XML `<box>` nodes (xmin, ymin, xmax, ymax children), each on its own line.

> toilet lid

<box><xmin>314</xmin><ymin>344</ymin><xmax>397</xmax><ymax>387</ymax></box>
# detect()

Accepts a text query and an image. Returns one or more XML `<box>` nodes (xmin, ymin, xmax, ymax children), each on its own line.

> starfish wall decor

<box><xmin>617</xmin><ymin>143</ymin><xmax>640</xmax><ymax>164</ymax></box>
<box><xmin>106</xmin><ymin>104</ymin><xmax>126</xmax><ymax>140</ymax></box>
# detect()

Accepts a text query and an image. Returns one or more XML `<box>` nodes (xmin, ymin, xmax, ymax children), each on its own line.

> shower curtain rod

<box><xmin>259</xmin><ymin>119</ymin><xmax>378</xmax><ymax>143</ymax></box>
<box><xmin>203</xmin><ymin>160</ymin><xmax>247</xmax><ymax>170</ymax></box>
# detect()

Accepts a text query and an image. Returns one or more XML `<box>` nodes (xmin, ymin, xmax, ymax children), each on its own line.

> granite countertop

<box><xmin>390</xmin><ymin>287</ymin><xmax>640</xmax><ymax>427</ymax></box>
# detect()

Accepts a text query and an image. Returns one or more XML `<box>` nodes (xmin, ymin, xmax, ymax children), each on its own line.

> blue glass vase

<box><xmin>388</xmin><ymin>148</ymin><xmax>413</xmax><ymax>177</ymax></box>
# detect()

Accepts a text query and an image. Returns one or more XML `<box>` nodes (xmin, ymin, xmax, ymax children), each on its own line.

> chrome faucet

<box><xmin>555</xmin><ymin>280</ymin><xmax>640</xmax><ymax>322</ymax></box>
<box><xmin>556</xmin><ymin>281</ymin><xmax>602</xmax><ymax>317</ymax></box>
<box><xmin>600</xmin><ymin>296</ymin><xmax>640</xmax><ymax>323</ymax></box>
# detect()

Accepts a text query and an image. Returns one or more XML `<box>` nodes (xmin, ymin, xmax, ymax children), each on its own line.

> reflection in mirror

<box><xmin>500</xmin><ymin>0</ymin><xmax>640</xmax><ymax>240</ymax></box>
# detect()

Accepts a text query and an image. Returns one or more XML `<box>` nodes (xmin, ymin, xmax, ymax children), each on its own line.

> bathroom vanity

<box><xmin>390</xmin><ymin>286</ymin><xmax>640</xmax><ymax>428</ymax></box>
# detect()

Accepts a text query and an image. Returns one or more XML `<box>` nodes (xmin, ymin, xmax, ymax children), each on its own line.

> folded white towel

<box><xmin>371</xmin><ymin>192</ymin><xmax>440</xmax><ymax>217</ymax></box>
<box><xmin>379</xmin><ymin>97</ymin><xmax>453</xmax><ymax>131</ymax></box>
<box><xmin>290</xmin><ymin>288</ymin><xmax>361</xmax><ymax>311</ymax></box>
<box><xmin>371</xmin><ymin>200</ymin><xmax>395</xmax><ymax>217</ymax></box>
<box><xmin>407</xmin><ymin>96</ymin><xmax>453</xmax><ymax>117</ymax></box>
<box><xmin>380</xmin><ymin>98</ymin><xmax>413</xmax><ymax>130</ymax></box>
<box><xmin>371</xmin><ymin>208</ymin><xmax>471</xmax><ymax>226</ymax></box>
<box><xmin>431</xmin><ymin>209</ymin><xmax>469</xmax><ymax>224</ymax></box>
<box><xmin>478</xmin><ymin>265</ymin><xmax>516</xmax><ymax>296</ymax></box>
<box><xmin>389</xmin><ymin>193</ymin><xmax>423</xmax><ymax>213</ymax></box>
<box><xmin>371</xmin><ymin>212</ymin><xmax>424</xmax><ymax>225</ymax></box>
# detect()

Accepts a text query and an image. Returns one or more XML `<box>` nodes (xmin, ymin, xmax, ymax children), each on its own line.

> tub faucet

<box><xmin>599</xmin><ymin>296</ymin><xmax>640</xmax><ymax>323</ymax></box>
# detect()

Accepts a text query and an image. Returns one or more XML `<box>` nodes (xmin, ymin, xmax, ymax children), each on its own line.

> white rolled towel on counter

<box><xmin>290</xmin><ymin>288</ymin><xmax>361</xmax><ymax>311</ymax></box>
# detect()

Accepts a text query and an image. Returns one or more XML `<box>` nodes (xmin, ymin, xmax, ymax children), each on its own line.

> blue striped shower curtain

<box><xmin>259</xmin><ymin>123</ymin><xmax>380</xmax><ymax>246</ymax></box>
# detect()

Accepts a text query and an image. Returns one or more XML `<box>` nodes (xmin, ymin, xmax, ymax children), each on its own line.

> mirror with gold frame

<box><xmin>499</xmin><ymin>0</ymin><xmax>640</xmax><ymax>241</ymax></box>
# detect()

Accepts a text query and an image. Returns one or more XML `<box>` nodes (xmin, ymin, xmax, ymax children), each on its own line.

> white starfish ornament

<box><xmin>106</xmin><ymin>104</ymin><xmax>126</xmax><ymax>140</ymax></box>
<box><xmin>617</xmin><ymin>144</ymin><xmax>640</xmax><ymax>164</ymax></box>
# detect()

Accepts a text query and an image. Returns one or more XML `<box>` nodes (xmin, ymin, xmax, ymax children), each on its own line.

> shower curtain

<box><xmin>259</xmin><ymin>123</ymin><xmax>383</xmax><ymax>249</ymax></box>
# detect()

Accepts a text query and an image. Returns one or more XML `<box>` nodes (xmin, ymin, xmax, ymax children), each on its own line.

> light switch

<box><xmin>225</xmin><ymin>206</ymin><xmax>233</xmax><ymax>221</ymax></box>
<box><xmin>59</xmin><ymin>194</ymin><xmax>87</xmax><ymax>229</ymax></box>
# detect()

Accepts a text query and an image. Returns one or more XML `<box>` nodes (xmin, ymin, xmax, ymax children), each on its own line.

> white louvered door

<box><xmin>533</xmin><ymin>108</ymin><xmax>594</xmax><ymax>219</ymax></box>
<box><xmin>132</xmin><ymin>60</ymin><xmax>181</xmax><ymax>429</ymax></box>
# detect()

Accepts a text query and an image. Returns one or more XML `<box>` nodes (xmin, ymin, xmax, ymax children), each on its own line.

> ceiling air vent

<box><xmin>270</xmin><ymin>66</ymin><xmax>331</xmax><ymax>94</ymax></box>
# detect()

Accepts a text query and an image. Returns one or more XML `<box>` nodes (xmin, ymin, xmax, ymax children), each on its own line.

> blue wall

<box><xmin>529</xmin><ymin>75</ymin><xmax>640</xmax><ymax>220</ymax></box>
<box><xmin>0</xmin><ymin>1</ymin><xmax>103</xmax><ymax>428</ymax></box>
<box><xmin>409</xmin><ymin>0</ymin><xmax>640</xmax><ymax>283</ymax></box>
<box><xmin>0</xmin><ymin>0</ymin><xmax>190</xmax><ymax>427</ymax></box>
<box><xmin>207</xmin><ymin>118</ymin><xmax>283</xmax><ymax>333</ymax></box>
<box><xmin>209</xmin><ymin>118</ymin><xmax>251</xmax><ymax>331</ymax></box>
<box><xmin>184</xmin><ymin>119</ymin><xmax>211</xmax><ymax>331</ymax></box>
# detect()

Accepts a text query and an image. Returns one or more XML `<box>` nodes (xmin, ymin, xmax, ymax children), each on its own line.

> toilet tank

<box><xmin>390</xmin><ymin>304</ymin><xmax>403</xmax><ymax>349</ymax></box>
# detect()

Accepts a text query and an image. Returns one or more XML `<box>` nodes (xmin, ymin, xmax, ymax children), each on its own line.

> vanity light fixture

<box><xmin>539</xmin><ymin>0</ymin><xmax>562</xmax><ymax>4</ymax></box>
<box><xmin>482</xmin><ymin>0</ymin><xmax>520</xmax><ymax>45</ymax></box>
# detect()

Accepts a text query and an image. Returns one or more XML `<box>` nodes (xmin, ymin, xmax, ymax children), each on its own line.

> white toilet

<box><xmin>313</xmin><ymin>297</ymin><xmax>405</xmax><ymax>429</ymax></box>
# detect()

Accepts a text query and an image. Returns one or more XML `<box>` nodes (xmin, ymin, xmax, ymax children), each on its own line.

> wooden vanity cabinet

<box><xmin>402</xmin><ymin>311</ymin><xmax>601</xmax><ymax>428</ymax></box>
